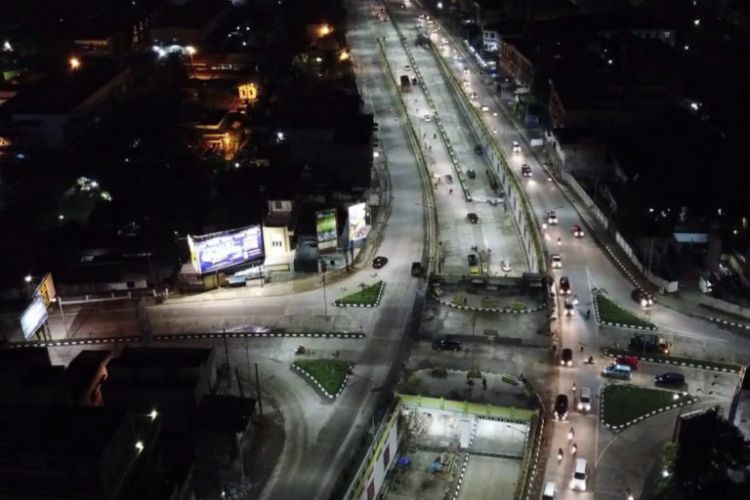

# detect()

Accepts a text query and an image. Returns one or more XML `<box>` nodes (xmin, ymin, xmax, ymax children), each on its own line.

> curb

<box><xmin>435</xmin><ymin>296</ymin><xmax>545</xmax><ymax>314</ymax></box>
<box><xmin>592</xmin><ymin>290</ymin><xmax>657</xmax><ymax>331</ymax></box>
<box><xmin>334</xmin><ymin>281</ymin><xmax>385</xmax><ymax>308</ymax></box>
<box><xmin>601</xmin><ymin>349</ymin><xmax>741</xmax><ymax>374</ymax></box>
<box><xmin>707</xmin><ymin>316</ymin><xmax>750</xmax><ymax>331</ymax></box>
<box><xmin>292</xmin><ymin>361</ymin><xmax>352</xmax><ymax>400</ymax></box>
<box><xmin>9</xmin><ymin>331</ymin><xmax>367</xmax><ymax>349</ymax></box>
<box><xmin>600</xmin><ymin>384</ymin><xmax>696</xmax><ymax>431</ymax></box>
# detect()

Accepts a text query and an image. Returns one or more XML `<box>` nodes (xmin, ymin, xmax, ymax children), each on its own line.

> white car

<box><xmin>546</xmin><ymin>210</ymin><xmax>558</xmax><ymax>225</ymax></box>
<box><xmin>423</xmin><ymin>114</ymin><xmax>432</xmax><ymax>122</ymax></box>
<box><xmin>577</xmin><ymin>387</ymin><xmax>592</xmax><ymax>412</ymax></box>
<box><xmin>501</xmin><ymin>260</ymin><xmax>511</xmax><ymax>272</ymax></box>
<box><xmin>470</xmin><ymin>92</ymin><xmax>478</xmax><ymax>101</ymax></box>
<box><xmin>480</xmin><ymin>104</ymin><xmax>490</xmax><ymax>112</ymax></box>
<box><xmin>512</xmin><ymin>141</ymin><xmax>521</xmax><ymax>153</ymax></box>
<box><xmin>570</xmin><ymin>458</ymin><xmax>589</xmax><ymax>491</ymax></box>
<box><xmin>551</xmin><ymin>254</ymin><xmax>562</xmax><ymax>268</ymax></box>
<box><xmin>463</xmin><ymin>67</ymin><xmax>470</xmax><ymax>75</ymax></box>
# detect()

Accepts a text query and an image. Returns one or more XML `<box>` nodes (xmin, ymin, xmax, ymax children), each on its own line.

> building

<box><xmin>194</xmin><ymin>394</ymin><xmax>256</xmax><ymax>466</ymax></box>
<box><xmin>0</xmin><ymin>406</ymin><xmax>150</xmax><ymax>500</ymax></box>
<box><xmin>0</xmin><ymin>57</ymin><xmax>129</xmax><ymax>148</ymax></box>
<box><xmin>150</xmin><ymin>0</ymin><xmax>231</xmax><ymax>46</ymax></box>
<box><xmin>103</xmin><ymin>346</ymin><xmax>217</xmax><ymax>430</ymax></box>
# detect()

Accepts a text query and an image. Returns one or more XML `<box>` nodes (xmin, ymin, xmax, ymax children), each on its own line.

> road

<box><xmin>387</xmin><ymin>1</ymin><xmax>750</xmax><ymax>499</ymax></box>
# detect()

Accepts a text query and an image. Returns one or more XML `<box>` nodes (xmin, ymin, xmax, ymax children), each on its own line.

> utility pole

<box><xmin>647</xmin><ymin>238</ymin><xmax>655</xmax><ymax>277</ymax></box>
<box><xmin>255</xmin><ymin>363</ymin><xmax>263</xmax><ymax>417</ymax></box>
<box><xmin>321</xmin><ymin>260</ymin><xmax>328</xmax><ymax>319</ymax></box>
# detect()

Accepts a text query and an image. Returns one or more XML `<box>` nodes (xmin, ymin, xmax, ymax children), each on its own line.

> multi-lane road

<box><xmin>25</xmin><ymin>1</ymin><xmax>750</xmax><ymax>500</ymax></box>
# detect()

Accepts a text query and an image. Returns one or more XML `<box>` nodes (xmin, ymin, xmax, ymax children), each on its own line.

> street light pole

<box><xmin>321</xmin><ymin>260</ymin><xmax>328</xmax><ymax>319</ymax></box>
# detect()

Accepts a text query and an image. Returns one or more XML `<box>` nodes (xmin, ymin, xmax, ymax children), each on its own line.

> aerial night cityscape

<box><xmin>2</xmin><ymin>0</ymin><xmax>750</xmax><ymax>499</ymax></box>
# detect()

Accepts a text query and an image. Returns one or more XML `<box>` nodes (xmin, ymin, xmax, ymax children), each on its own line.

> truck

<box><xmin>400</xmin><ymin>74</ymin><xmax>411</xmax><ymax>92</ymax></box>
<box><xmin>629</xmin><ymin>334</ymin><xmax>670</xmax><ymax>355</ymax></box>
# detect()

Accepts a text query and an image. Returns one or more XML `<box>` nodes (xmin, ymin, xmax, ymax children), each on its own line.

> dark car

<box><xmin>432</xmin><ymin>336</ymin><xmax>462</xmax><ymax>351</ymax></box>
<box><xmin>466</xmin><ymin>169</ymin><xmax>476</xmax><ymax>179</ymax></box>
<box><xmin>474</xmin><ymin>144</ymin><xmax>483</xmax><ymax>155</ymax></box>
<box><xmin>554</xmin><ymin>394</ymin><xmax>569</xmax><ymax>420</ymax></box>
<box><xmin>467</xmin><ymin>253</ymin><xmax>479</xmax><ymax>267</ymax></box>
<box><xmin>631</xmin><ymin>288</ymin><xmax>654</xmax><ymax>308</ymax></box>
<box><xmin>411</xmin><ymin>261</ymin><xmax>423</xmax><ymax>277</ymax></box>
<box><xmin>559</xmin><ymin>276</ymin><xmax>571</xmax><ymax>295</ymax></box>
<box><xmin>467</xmin><ymin>213</ymin><xmax>479</xmax><ymax>224</ymax></box>
<box><xmin>373</xmin><ymin>256</ymin><xmax>388</xmax><ymax>268</ymax></box>
<box><xmin>571</xmin><ymin>224</ymin><xmax>584</xmax><ymax>238</ymax></box>
<box><xmin>655</xmin><ymin>372</ymin><xmax>685</xmax><ymax>386</ymax></box>
<box><xmin>521</xmin><ymin>164</ymin><xmax>532</xmax><ymax>177</ymax></box>
<box><xmin>560</xmin><ymin>348</ymin><xmax>573</xmax><ymax>367</ymax></box>
<box><xmin>411</xmin><ymin>77</ymin><xmax>418</xmax><ymax>85</ymax></box>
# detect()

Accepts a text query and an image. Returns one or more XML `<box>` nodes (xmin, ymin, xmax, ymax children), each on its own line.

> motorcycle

<box><xmin>584</xmin><ymin>355</ymin><xmax>595</xmax><ymax>365</ymax></box>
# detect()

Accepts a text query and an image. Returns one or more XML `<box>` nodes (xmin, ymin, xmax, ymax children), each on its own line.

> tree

<box><xmin>673</xmin><ymin>412</ymin><xmax>750</xmax><ymax>499</ymax></box>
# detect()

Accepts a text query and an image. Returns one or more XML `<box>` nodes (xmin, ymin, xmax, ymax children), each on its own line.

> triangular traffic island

<box><xmin>601</xmin><ymin>384</ymin><xmax>695</xmax><ymax>431</ymax></box>
<box><xmin>334</xmin><ymin>281</ymin><xmax>385</xmax><ymax>308</ymax></box>
<box><xmin>293</xmin><ymin>359</ymin><xmax>352</xmax><ymax>399</ymax></box>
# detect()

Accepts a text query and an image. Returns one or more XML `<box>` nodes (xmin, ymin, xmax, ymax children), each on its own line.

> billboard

<box><xmin>348</xmin><ymin>202</ymin><xmax>370</xmax><ymax>243</ymax></box>
<box><xmin>21</xmin><ymin>297</ymin><xmax>47</xmax><ymax>339</ymax></box>
<box><xmin>316</xmin><ymin>209</ymin><xmax>338</xmax><ymax>252</ymax></box>
<box><xmin>35</xmin><ymin>273</ymin><xmax>57</xmax><ymax>307</ymax></box>
<box><xmin>187</xmin><ymin>225</ymin><xmax>264</xmax><ymax>274</ymax></box>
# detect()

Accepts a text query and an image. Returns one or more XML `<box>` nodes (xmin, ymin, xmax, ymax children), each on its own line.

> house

<box><xmin>0</xmin><ymin>57</ymin><xmax>129</xmax><ymax>148</ymax></box>
<box><xmin>102</xmin><ymin>346</ymin><xmax>217</xmax><ymax>431</ymax></box>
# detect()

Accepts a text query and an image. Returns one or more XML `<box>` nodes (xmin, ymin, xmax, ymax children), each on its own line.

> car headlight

<box><xmin>567</xmin><ymin>361</ymin><xmax>573</xmax><ymax>366</ymax></box>
<box><xmin>560</xmin><ymin>360</ymin><xmax>565</xmax><ymax>366</ymax></box>
<box><xmin>577</xmin><ymin>402</ymin><xmax>582</xmax><ymax>410</ymax></box>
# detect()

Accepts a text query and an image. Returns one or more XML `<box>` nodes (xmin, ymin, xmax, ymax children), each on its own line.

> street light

<box><xmin>185</xmin><ymin>45</ymin><xmax>196</xmax><ymax>64</ymax></box>
<box><xmin>24</xmin><ymin>274</ymin><xmax>32</xmax><ymax>284</ymax></box>
<box><xmin>69</xmin><ymin>57</ymin><xmax>81</xmax><ymax>70</ymax></box>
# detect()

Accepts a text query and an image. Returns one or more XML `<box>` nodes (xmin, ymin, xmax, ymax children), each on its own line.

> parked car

<box><xmin>616</xmin><ymin>355</ymin><xmax>639</xmax><ymax>370</ymax></box>
<box><xmin>559</xmin><ymin>276</ymin><xmax>571</xmax><ymax>295</ymax></box>
<box><xmin>577</xmin><ymin>387</ymin><xmax>592</xmax><ymax>412</ymax></box>
<box><xmin>411</xmin><ymin>262</ymin><xmax>423</xmax><ymax>277</ymax></box>
<box><xmin>512</xmin><ymin>141</ymin><xmax>521</xmax><ymax>153</ymax></box>
<box><xmin>521</xmin><ymin>164</ymin><xmax>532</xmax><ymax>177</ymax></box>
<box><xmin>554</xmin><ymin>394</ymin><xmax>569</xmax><ymax>420</ymax></box>
<box><xmin>373</xmin><ymin>256</ymin><xmax>388</xmax><ymax>268</ymax></box>
<box><xmin>551</xmin><ymin>254</ymin><xmax>562</xmax><ymax>268</ymax></box>
<box><xmin>560</xmin><ymin>348</ymin><xmax>573</xmax><ymax>367</ymax></box>
<box><xmin>631</xmin><ymin>288</ymin><xmax>654</xmax><ymax>308</ymax></box>
<box><xmin>602</xmin><ymin>363</ymin><xmax>632</xmax><ymax>380</ymax></box>
<box><xmin>655</xmin><ymin>372</ymin><xmax>685</xmax><ymax>386</ymax></box>
<box><xmin>571</xmin><ymin>225</ymin><xmax>584</xmax><ymax>238</ymax></box>
<box><xmin>432</xmin><ymin>336</ymin><xmax>462</xmax><ymax>351</ymax></box>
<box><xmin>467</xmin><ymin>213</ymin><xmax>479</xmax><ymax>224</ymax></box>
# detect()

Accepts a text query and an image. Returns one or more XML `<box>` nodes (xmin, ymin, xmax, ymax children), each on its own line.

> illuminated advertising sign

<box><xmin>34</xmin><ymin>273</ymin><xmax>57</xmax><ymax>307</ymax></box>
<box><xmin>316</xmin><ymin>209</ymin><xmax>338</xmax><ymax>252</ymax></box>
<box><xmin>21</xmin><ymin>297</ymin><xmax>47</xmax><ymax>339</ymax></box>
<box><xmin>348</xmin><ymin>202</ymin><xmax>369</xmax><ymax>243</ymax></box>
<box><xmin>187</xmin><ymin>225</ymin><xmax>264</xmax><ymax>274</ymax></box>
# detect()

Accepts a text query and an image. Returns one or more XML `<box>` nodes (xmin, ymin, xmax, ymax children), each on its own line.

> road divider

<box><xmin>601</xmin><ymin>347</ymin><xmax>742</xmax><ymax>374</ymax></box>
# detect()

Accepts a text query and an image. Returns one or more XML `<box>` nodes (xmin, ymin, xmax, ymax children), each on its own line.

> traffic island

<box><xmin>600</xmin><ymin>384</ymin><xmax>695</xmax><ymax>431</ymax></box>
<box><xmin>594</xmin><ymin>291</ymin><xmax>656</xmax><ymax>330</ymax></box>
<box><xmin>292</xmin><ymin>359</ymin><xmax>352</xmax><ymax>399</ymax></box>
<box><xmin>334</xmin><ymin>281</ymin><xmax>385</xmax><ymax>308</ymax></box>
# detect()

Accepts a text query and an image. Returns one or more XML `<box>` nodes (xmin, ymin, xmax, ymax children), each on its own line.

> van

<box><xmin>542</xmin><ymin>481</ymin><xmax>557</xmax><ymax>499</ymax></box>
<box><xmin>570</xmin><ymin>458</ymin><xmax>589</xmax><ymax>491</ymax></box>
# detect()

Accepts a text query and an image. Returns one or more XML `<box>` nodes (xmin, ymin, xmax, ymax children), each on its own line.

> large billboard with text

<box><xmin>187</xmin><ymin>225</ymin><xmax>264</xmax><ymax>274</ymax></box>
<box><xmin>20</xmin><ymin>297</ymin><xmax>47</xmax><ymax>339</ymax></box>
<box><xmin>316</xmin><ymin>209</ymin><xmax>338</xmax><ymax>252</ymax></box>
<box><xmin>348</xmin><ymin>202</ymin><xmax>369</xmax><ymax>243</ymax></box>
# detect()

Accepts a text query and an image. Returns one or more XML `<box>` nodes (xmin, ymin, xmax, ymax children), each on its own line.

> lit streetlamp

<box><xmin>69</xmin><ymin>57</ymin><xmax>81</xmax><ymax>70</ymax></box>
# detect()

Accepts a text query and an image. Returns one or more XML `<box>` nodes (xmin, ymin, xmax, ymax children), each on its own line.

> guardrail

<box><xmin>370</xmin><ymin>21</ymin><xmax>438</xmax><ymax>276</ymax></box>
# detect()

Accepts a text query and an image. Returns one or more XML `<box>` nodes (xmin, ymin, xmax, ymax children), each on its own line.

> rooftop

<box><xmin>0</xmin><ymin>405</ymin><xmax>130</xmax><ymax>458</ymax></box>
<box><xmin>1</xmin><ymin>57</ymin><xmax>127</xmax><ymax>115</ymax></box>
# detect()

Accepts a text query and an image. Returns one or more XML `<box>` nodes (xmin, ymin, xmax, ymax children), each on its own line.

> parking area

<box><xmin>384</xmin><ymin>406</ymin><xmax>528</xmax><ymax>500</ymax></box>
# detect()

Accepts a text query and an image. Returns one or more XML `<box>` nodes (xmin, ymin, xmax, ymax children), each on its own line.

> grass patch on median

<box><xmin>602</xmin><ymin>384</ymin><xmax>681</xmax><ymax>427</ymax></box>
<box><xmin>335</xmin><ymin>281</ymin><xmax>384</xmax><ymax>306</ymax></box>
<box><xmin>294</xmin><ymin>359</ymin><xmax>351</xmax><ymax>396</ymax></box>
<box><xmin>595</xmin><ymin>293</ymin><xmax>655</xmax><ymax>329</ymax></box>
